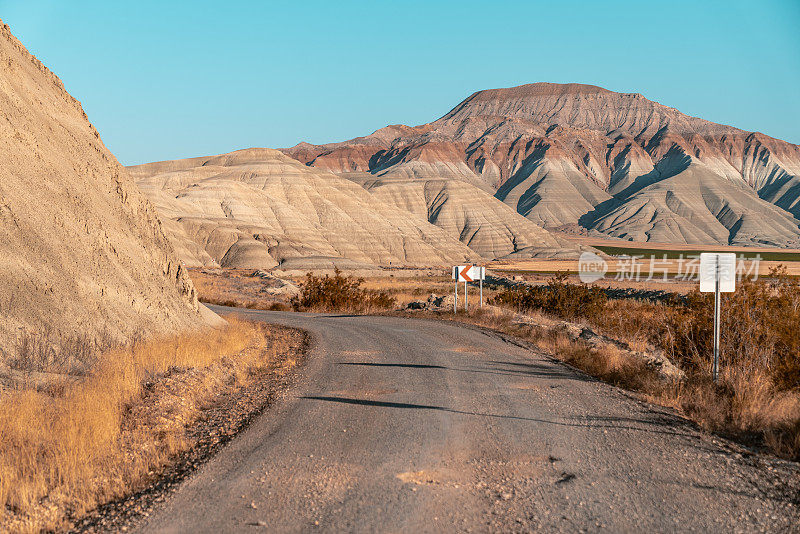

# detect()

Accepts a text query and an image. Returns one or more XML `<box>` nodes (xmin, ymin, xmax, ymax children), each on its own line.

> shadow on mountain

<box><xmin>579</xmin><ymin>145</ymin><xmax>691</xmax><ymax>228</ymax></box>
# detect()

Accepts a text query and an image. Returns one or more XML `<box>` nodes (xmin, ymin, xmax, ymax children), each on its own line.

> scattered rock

<box><xmin>513</xmin><ymin>312</ymin><xmax>685</xmax><ymax>381</ymax></box>
<box><xmin>404</xmin><ymin>293</ymin><xmax>457</xmax><ymax>311</ymax></box>
<box><xmin>251</xmin><ymin>272</ymin><xmax>301</xmax><ymax>297</ymax></box>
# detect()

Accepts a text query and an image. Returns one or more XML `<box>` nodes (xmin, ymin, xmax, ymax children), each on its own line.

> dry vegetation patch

<box><xmin>189</xmin><ymin>269</ymin><xmax>297</xmax><ymax>311</ymax></box>
<box><xmin>190</xmin><ymin>268</ymin><xmax>467</xmax><ymax>312</ymax></box>
<box><xmin>476</xmin><ymin>269</ymin><xmax>800</xmax><ymax>460</ymax></box>
<box><xmin>0</xmin><ymin>318</ymin><xmax>305</xmax><ymax>533</ymax></box>
<box><xmin>492</xmin><ymin>273</ymin><xmax>607</xmax><ymax>321</ymax></box>
<box><xmin>290</xmin><ymin>269</ymin><xmax>395</xmax><ymax>313</ymax></box>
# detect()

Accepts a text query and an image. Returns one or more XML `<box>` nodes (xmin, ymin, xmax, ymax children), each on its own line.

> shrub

<box><xmin>491</xmin><ymin>272</ymin><xmax>607</xmax><ymax>321</ymax></box>
<box><xmin>290</xmin><ymin>269</ymin><xmax>396</xmax><ymax>313</ymax></box>
<box><xmin>604</xmin><ymin>267</ymin><xmax>800</xmax><ymax>390</ymax></box>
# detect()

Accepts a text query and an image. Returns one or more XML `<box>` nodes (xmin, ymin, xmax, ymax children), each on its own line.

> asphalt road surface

<box><xmin>135</xmin><ymin>307</ymin><xmax>800</xmax><ymax>533</ymax></box>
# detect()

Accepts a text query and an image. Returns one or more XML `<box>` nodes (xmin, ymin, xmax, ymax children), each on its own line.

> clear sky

<box><xmin>1</xmin><ymin>0</ymin><xmax>799</xmax><ymax>165</ymax></box>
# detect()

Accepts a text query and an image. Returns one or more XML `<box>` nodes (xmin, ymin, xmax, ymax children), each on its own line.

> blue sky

<box><xmin>1</xmin><ymin>0</ymin><xmax>799</xmax><ymax>165</ymax></box>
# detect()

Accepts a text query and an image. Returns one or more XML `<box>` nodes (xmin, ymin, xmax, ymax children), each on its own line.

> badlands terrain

<box><xmin>285</xmin><ymin>83</ymin><xmax>800</xmax><ymax>248</ymax></box>
<box><xmin>129</xmin><ymin>149</ymin><xmax>583</xmax><ymax>270</ymax></box>
<box><xmin>0</xmin><ymin>20</ymin><xmax>211</xmax><ymax>357</ymax></box>
<box><xmin>132</xmin><ymin>82</ymin><xmax>800</xmax><ymax>270</ymax></box>
<box><xmin>2</xmin><ymin>15</ymin><xmax>800</xmax><ymax>534</ymax></box>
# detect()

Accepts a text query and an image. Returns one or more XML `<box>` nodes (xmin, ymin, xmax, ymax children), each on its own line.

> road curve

<box><xmin>135</xmin><ymin>307</ymin><xmax>799</xmax><ymax>533</ymax></box>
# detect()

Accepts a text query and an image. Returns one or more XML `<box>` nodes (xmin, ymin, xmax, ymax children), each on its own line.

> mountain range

<box><xmin>284</xmin><ymin>82</ymin><xmax>800</xmax><ymax>248</ymax></box>
<box><xmin>4</xmin><ymin>12</ymin><xmax>798</xmax><ymax>350</ymax></box>
<box><xmin>128</xmin><ymin>148</ymin><xmax>583</xmax><ymax>270</ymax></box>
<box><xmin>131</xmin><ymin>83</ymin><xmax>800</xmax><ymax>270</ymax></box>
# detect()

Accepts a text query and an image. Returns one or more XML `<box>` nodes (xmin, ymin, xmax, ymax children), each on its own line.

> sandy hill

<box><xmin>0</xmin><ymin>21</ymin><xmax>210</xmax><ymax>357</ymax></box>
<box><xmin>128</xmin><ymin>148</ymin><xmax>585</xmax><ymax>270</ymax></box>
<box><xmin>284</xmin><ymin>82</ymin><xmax>800</xmax><ymax>248</ymax></box>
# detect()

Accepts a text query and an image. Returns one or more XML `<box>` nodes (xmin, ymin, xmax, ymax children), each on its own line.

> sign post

<box><xmin>480</xmin><ymin>271</ymin><xmax>483</xmax><ymax>307</ymax></box>
<box><xmin>452</xmin><ymin>265</ymin><xmax>486</xmax><ymax>313</ymax></box>
<box><xmin>699</xmin><ymin>253</ymin><xmax>736</xmax><ymax>381</ymax></box>
<box><xmin>452</xmin><ymin>266</ymin><xmax>458</xmax><ymax>313</ymax></box>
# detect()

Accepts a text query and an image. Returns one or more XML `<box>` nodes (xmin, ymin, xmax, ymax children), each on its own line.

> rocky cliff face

<box><xmin>284</xmin><ymin>83</ymin><xmax>800</xmax><ymax>247</ymax></box>
<box><xmin>0</xmin><ymin>21</ymin><xmax>208</xmax><ymax>356</ymax></box>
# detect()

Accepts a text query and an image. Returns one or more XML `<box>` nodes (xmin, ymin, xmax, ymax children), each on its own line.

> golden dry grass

<box><xmin>0</xmin><ymin>318</ymin><xmax>301</xmax><ymax>532</ymax></box>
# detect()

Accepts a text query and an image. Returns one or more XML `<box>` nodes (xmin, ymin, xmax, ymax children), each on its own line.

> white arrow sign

<box><xmin>452</xmin><ymin>265</ymin><xmax>485</xmax><ymax>282</ymax></box>
<box><xmin>452</xmin><ymin>265</ymin><xmax>486</xmax><ymax>312</ymax></box>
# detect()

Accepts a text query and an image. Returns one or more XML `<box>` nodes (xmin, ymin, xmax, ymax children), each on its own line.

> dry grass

<box><xmin>490</xmin><ymin>269</ymin><xmax>700</xmax><ymax>294</ymax></box>
<box><xmin>360</xmin><ymin>274</ymin><xmax>503</xmax><ymax>310</ymax></box>
<box><xmin>423</xmin><ymin>306</ymin><xmax>662</xmax><ymax>393</ymax></box>
<box><xmin>492</xmin><ymin>273</ymin><xmax>607</xmax><ymax>321</ymax></box>
<box><xmin>200</xmin><ymin>296</ymin><xmax>290</xmax><ymax>312</ymax></box>
<box><xmin>190</xmin><ymin>269</ymin><xmax>294</xmax><ymax>310</ymax></box>
<box><xmin>0</xmin><ymin>318</ymin><xmax>301</xmax><ymax>532</ymax></box>
<box><xmin>8</xmin><ymin>328</ymin><xmax>107</xmax><ymax>376</ymax></box>
<box><xmin>189</xmin><ymin>268</ymin><xmax>499</xmax><ymax>311</ymax></box>
<box><xmin>360</xmin><ymin>276</ymin><xmax>454</xmax><ymax>305</ymax></box>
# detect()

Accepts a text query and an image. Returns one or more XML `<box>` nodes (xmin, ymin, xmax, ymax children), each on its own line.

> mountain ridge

<box><xmin>282</xmin><ymin>82</ymin><xmax>800</xmax><ymax>248</ymax></box>
<box><xmin>128</xmin><ymin>147</ymin><xmax>585</xmax><ymax>270</ymax></box>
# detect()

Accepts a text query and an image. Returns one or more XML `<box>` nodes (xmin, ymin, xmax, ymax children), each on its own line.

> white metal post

<box><xmin>464</xmin><ymin>280</ymin><xmax>468</xmax><ymax>311</ymax></box>
<box><xmin>480</xmin><ymin>276</ymin><xmax>483</xmax><ymax>307</ymax></box>
<box><xmin>713</xmin><ymin>257</ymin><xmax>721</xmax><ymax>381</ymax></box>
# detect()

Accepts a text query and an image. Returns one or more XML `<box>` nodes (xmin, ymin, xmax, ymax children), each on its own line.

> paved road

<box><xmin>136</xmin><ymin>308</ymin><xmax>799</xmax><ymax>533</ymax></box>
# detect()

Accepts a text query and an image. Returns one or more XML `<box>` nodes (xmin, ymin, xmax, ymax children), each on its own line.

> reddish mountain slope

<box><xmin>284</xmin><ymin>83</ymin><xmax>800</xmax><ymax>247</ymax></box>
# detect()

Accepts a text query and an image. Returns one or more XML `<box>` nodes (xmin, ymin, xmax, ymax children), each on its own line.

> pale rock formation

<box><xmin>356</xmin><ymin>175</ymin><xmax>583</xmax><ymax>259</ymax></box>
<box><xmin>129</xmin><ymin>149</ymin><xmax>484</xmax><ymax>269</ymax></box>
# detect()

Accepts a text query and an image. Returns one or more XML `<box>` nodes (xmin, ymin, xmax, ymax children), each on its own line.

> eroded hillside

<box><xmin>0</xmin><ymin>20</ymin><xmax>210</xmax><ymax>357</ymax></box>
<box><xmin>129</xmin><ymin>148</ymin><xmax>583</xmax><ymax>269</ymax></box>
